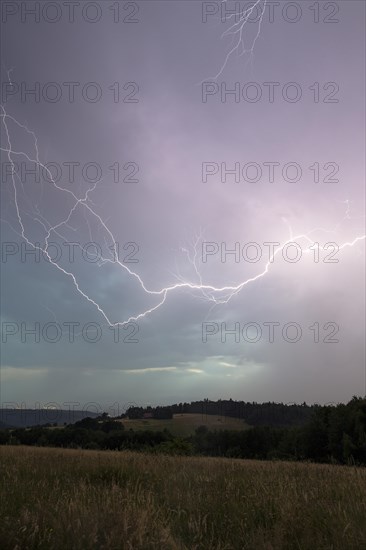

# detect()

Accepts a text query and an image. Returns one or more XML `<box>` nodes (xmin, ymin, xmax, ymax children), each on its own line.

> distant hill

<box><xmin>0</xmin><ymin>409</ymin><xmax>99</xmax><ymax>428</ymax></box>
<box><xmin>169</xmin><ymin>400</ymin><xmax>315</xmax><ymax>427</ymax></box>
<box><xmin>121</xmin><ymin>413</ymin><xmax>250</xmax><ymax>437</ymax></box>
<box><xmin>0</xmin><ymin>420</ymin><xmax>13</xmax><ymax>429</ymax></box>
<box><xmin>125</xmin><ymin>400</ymin><xmax>314</xmax><ymax>428</ymax></box>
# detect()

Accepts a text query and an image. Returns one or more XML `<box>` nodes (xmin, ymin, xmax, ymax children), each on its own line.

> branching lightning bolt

<box><xmin>204</xmin><ymin>0</ymin><xmax>268</xmax><ymax>82</ymax></box>
<box><xmin>1</xmin><ymin>109</ymin><xmax>365</xmax><ymax>328</ymax></box>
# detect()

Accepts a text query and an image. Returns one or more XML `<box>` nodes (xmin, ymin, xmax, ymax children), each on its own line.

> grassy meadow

<box><xmin>1</xmin><ymin>445</ymin><xmax>366</xmax><ymax>549</ymax></box>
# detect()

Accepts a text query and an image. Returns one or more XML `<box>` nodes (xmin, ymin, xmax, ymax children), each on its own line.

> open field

<box><xmin>120</xmin><ymin>413</ymin><xmax>250</xmax><ymax>436</ymax></box>
<box><xmin>1</xmin><ymin>446</ymin><xmax>366</xmax><ymax>549</ymax></box>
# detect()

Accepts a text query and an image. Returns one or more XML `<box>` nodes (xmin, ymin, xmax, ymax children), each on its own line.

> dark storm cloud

<box><xmin>1</xmin><ymin>1</ymin><xmax>365</xmax><ymax>407</ymax></box>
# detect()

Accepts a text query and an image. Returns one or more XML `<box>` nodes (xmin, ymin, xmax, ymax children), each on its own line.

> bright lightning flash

<box><xmin>1</xmin><ymin>105</ymin><xmax>365</xmax><ymax>328</ymax></box>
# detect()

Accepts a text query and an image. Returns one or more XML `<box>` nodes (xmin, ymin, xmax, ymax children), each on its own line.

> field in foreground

<box><xmin>1</xmin><ymin>446</ymin><xmax>366</xmax><ymax>550</ymax></box>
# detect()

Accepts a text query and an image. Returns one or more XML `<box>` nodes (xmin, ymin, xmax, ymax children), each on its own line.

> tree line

<box><xmin>0</xmin><ymin>397</ymin><xmax>365</xmax><ymax>465</ymax></box>
<box><xmin>123</xmin><ymin>400</ymin><xmax>314</xmax><ymax>426</ymax></box>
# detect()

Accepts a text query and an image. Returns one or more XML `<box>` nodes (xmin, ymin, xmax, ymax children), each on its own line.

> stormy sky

<box><xmin>0</xmin><ymin>0</ymin><xmax>365</xmax><ymax>413</ymax></box>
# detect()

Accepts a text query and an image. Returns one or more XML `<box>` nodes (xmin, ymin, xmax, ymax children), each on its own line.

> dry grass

<box><xmin>1</xmin><ymin>445</ymin><xmax>366</xmax><ymax>549</ymax></box>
